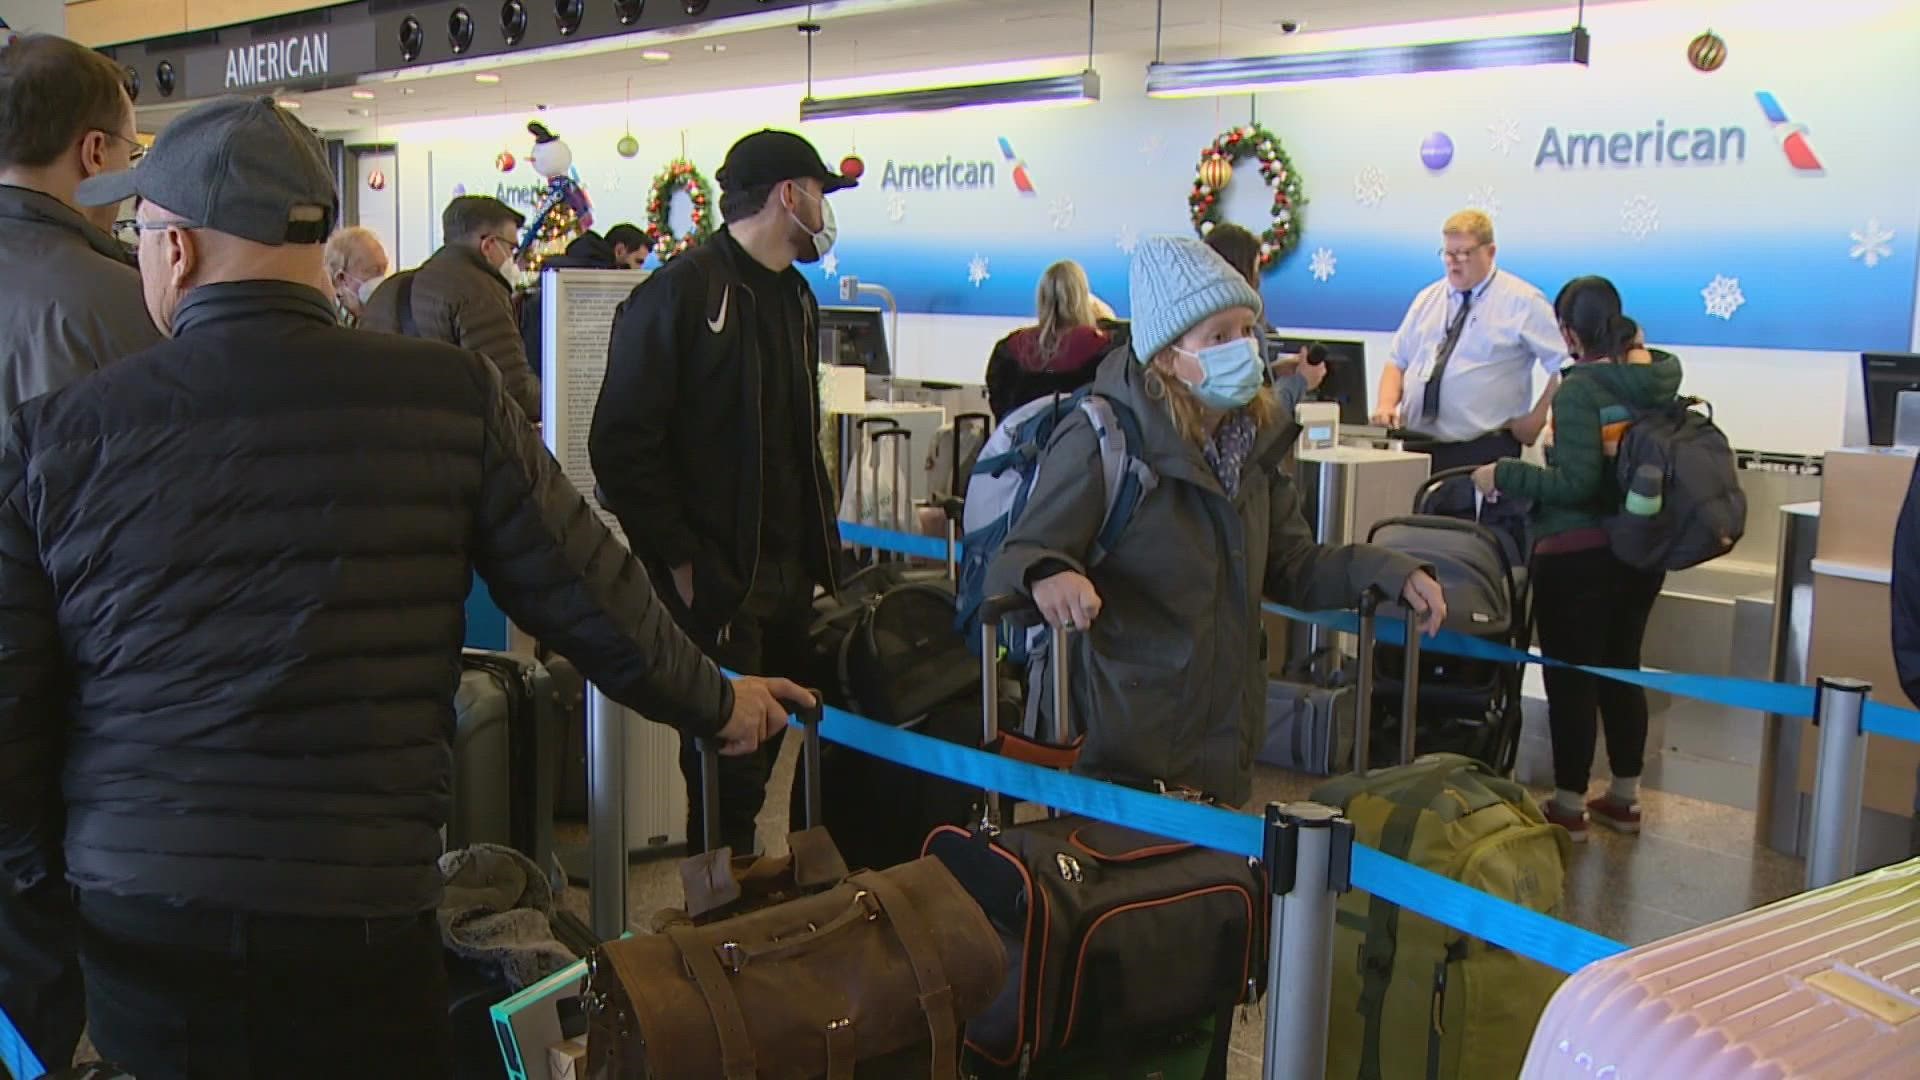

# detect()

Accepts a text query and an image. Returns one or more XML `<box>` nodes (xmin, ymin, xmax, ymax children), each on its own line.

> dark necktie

<box><xmin>1420</xmin><ymin>288</ymin><xmax>1475</xmax><ymax>422</ymax></box>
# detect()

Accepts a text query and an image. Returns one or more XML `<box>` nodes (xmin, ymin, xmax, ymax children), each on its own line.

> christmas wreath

<box><xmin>1189</xmin><ymin>123</ymin><xmax>1305</xmax><ymax>272</ymax></box>
<box><xmin>646</xmin><ymin>158</ymin><xmax>715</xmax><ymax>261</ymax></box>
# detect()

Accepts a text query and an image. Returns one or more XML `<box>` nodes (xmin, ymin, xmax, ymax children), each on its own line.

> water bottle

<box><xmin>1625</xmin><ymin>464</ymin><xmax>1664</xmax><ymax>516</ymax></box>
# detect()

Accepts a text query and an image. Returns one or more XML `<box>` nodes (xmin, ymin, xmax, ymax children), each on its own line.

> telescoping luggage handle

<box><xmin>1351</xmin><ymin>587</ymin><xmax>1424</xmax><ymax>772</ymax></box>
<box><xmin>933</xmin><ymin>413</ymin><xmax>993</xmax><ymax>583</ymax></box>
<box><xmin>977</xmin><ymin>593</ymin><xmax>1074</xmax><ymax>829</ymax></box>
<box><xmin>697</xmin><ymin>693</ymin><xmax>826</xmax><ymax>856</ymax></box>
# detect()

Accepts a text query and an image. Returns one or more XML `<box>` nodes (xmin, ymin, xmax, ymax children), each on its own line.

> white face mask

<box><xmin>355</xmin><ymin>275</ymin><xmax>386</xmax><ymax>304</ymax></box>
<box><xmin>790</xmin><ymin>185</ymin><xmax>837</xmax><ymax>263</ymax></box>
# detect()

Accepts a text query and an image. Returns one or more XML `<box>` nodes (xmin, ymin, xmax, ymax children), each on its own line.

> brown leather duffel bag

<box><xmin>585</xmin><ymin>855</ymin><xmax>1005</xmax><ymax>1079</ymax></box>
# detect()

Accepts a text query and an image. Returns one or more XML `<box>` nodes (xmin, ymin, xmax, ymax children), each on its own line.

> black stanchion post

<box><xmin>587</xmin><ymin>686</ymin><xmax>628</xmax><ymax>939</ymax></box>
<box><xmin>1262</xmin><ymin>801</ymin><xmax>1353</xmax><ymax>1079</ymax></box>
<box><xmin>800</xmin><ymin>698</ymin><xmax>825</xmax><ymax>832</ymax></box>
<box><xmin>1354</xmin><ymin>588</ymin><xmax>1380</xmax><ymax>773</ymax></box>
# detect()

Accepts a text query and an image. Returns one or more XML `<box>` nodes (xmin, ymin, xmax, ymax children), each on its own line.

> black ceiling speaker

<box><xmin>399</xmin><ymin>16</ymin><xmax>425</xmax><ymax>61</ymax></box>
<box><xmin>449</xmin><ymin>7</ymin><xmax>475</xmax><ymax>54</ymax></box>
<box><xmin>682</xmin><ymin>0</ymin><xmax>708</xmax><ymax>14</ymax></box>
<box><xmin>555</xmin><ymin>0</ymin><xmax>585</xmax><ymax>36</ymax></box>
<box><xmin>155</xmin><ymin>60</ymin><xmax>175</xmax><ymax>97</ymax></box>
<box><xmin>501</xmin><ymin>0</ymin><xmax>529</xmax><ymax>44</ymax></box>
<box><xmin>122</xmin><ymin>65</ymin><xmax>139</xmax><ymax>102</ymax></box>
<box><xmin>614</xmin><ymin>0</ymin><xmax>644</xmax><ymax>25</ymax></box>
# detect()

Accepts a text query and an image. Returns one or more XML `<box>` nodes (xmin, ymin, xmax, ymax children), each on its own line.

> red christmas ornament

<box><xmin>495</xmin><ymin>151</ymin><xmax>516</xmax><ymax>173</ymax></box>
<box><xmin>839</xmin><ymin>155</ymin><xmax>866</xmax><ymax>180</ymax></box>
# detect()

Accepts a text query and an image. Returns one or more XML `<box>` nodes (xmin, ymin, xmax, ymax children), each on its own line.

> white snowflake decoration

<box><xmin>886</xmin><ymin>193</ymin><xmax>907</xmax><ymax>224</ymax></box>
<box><xmin>1353</xmin><ymin>167</ymin><xmax>1387</xmax><ymax>208</ymax></box>
<box><xmin>1701</xmin><ymin>274</ymin><xmax>1745</xmax><ymax>320</ymax></box>
<box><xmin>1048</xmin><ymin>197</ymin><xmax>1075</xmax><ymax>231</ymax></box>
<box><xmin>1309</xmin><ymin>247</ymin><xmax>1337</xmax><ymax>283</ymax></box>
<box><xmin>1487</xmin><ymin>117</ymin><xmax>1523</xmax><ymax>157</ymax></box>
<box><xmin>1466</xmin><ymin>185</ymin><xmax>1501</xmax><ymax>219</ymax></box>
<box><xmin>967</xmin><ymin>254</ymin><xmax>991</xmax><ymax>288</ymax></box>
<box><xmin>1116</xmin><ymin>224</ymin><xmax>1139</xmax><ymax>255</ymax></box>
<box><xmin>820</xmin><ymin>253</ymin><xmax>839</xmax><ymax>279</ymax></box>
<box><xmin>1850</xmin><ymin>219</ymin><xmax>1894</xmax><ymax>269</ymax></box>
<box><xmin>1620</xmin><ymin>195</ymin><xmax>1660</xmax><ymax>242</ymax></box>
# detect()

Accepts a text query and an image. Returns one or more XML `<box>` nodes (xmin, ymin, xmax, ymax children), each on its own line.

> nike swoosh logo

<box><xmin>708</xmin><ymin>285</ymin><xmax>729</xmax><ymax>334</ymax></box>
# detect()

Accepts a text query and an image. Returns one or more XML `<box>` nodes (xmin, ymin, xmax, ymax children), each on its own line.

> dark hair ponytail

<box><xmin>1553</xmin><ymin>275</ymin><xmax>1639</xmax><ymax>361</ymax></box>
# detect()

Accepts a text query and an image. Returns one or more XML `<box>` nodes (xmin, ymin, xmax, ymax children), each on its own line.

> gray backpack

<box><xmin>1604</xmin><ymin>398</ymin><xmax>1747</xmax><ymax>571</ymax></box>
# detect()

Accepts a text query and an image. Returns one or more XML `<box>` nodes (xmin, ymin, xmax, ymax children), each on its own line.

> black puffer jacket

<box><xmin>0</xmin><ymin>282</ymin><xmax>731</xmax><ymax>918</ymax></box>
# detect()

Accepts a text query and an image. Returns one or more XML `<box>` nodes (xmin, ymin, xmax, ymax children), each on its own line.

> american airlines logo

<box><xmin>1531</xmin><ymin>91</ymin><xmax>1826</xmax><ymax>175</ymax></box>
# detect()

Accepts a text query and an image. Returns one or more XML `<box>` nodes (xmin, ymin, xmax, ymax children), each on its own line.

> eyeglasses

<box><xmin>98</xmin><ymin>130</ymin><xmax>146</xmax><ymax>164</ymax></box>
<box><xmin>116</xmin><ymin>218</ymin><xmax>199</xmax><ymax>244</ymax></box>
<box><xmin>1439</xmin><ymin>243</ymin><xmax>1485</xmax><ymax>261</ymax></box>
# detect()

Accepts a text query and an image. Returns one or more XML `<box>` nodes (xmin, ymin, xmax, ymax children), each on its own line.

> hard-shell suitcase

<box><xmin>924</xmin><ymin>597</ymin><xmax>1260</xmax><ymax>1079</ymax></box>
<box><xmin>1521</xmin><ymin>856</ymin><xmax>1920</xmax><ymax>1079</ymax></box>
<box><xmin>453</xmin><ymin>649</ymin><xmax>559</xmax><ymax>874</ymax></box>
<box><xmin>1311</xmin><ymin>594</ymin><xmax>1572</xmax><ymax>1080</ymax></box>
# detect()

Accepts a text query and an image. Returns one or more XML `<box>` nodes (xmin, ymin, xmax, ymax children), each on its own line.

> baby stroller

<box><xmin>1362</xmin><ymin>467</ymin><xmax>1531</xmax><ymax>774</ymax></box>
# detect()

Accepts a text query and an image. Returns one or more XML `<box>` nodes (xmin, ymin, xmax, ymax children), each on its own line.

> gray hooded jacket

<box><xmin>986</xmin><ymin>350</ymin><xmax>1425</xmax><ymax>805</ymax></box>
<box><xmin>0</xmin><ymin>185</ymin><xmax>160</xmax><ymax>420</ymax></box>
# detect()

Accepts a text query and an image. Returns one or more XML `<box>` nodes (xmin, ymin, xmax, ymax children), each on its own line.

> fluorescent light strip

<box><xmin>801</xmin><ymin>69</ymin><xmax>1099</xmax><ymax>122</ymax></box>
<box><xmin>1146</xmin><ymin>27</ymin><xmax>1589</xmax><ymax>97</ymax></box>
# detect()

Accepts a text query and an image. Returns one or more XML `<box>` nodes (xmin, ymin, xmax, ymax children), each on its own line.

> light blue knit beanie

<box><xmin>1127</xmin><ymin>234</ymin><xmax>1265</xmax><ymax>363</ymax></box>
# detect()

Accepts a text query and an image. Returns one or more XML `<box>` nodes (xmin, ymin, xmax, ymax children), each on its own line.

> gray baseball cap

<box><xmin>77</xmin><ymin>95</ymin><xmax>336</xmax><ymax>245</ymax></box>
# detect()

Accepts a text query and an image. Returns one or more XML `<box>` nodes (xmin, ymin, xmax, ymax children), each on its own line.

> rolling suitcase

<box><xmin>1521</xmin><ymin>856</ymin><xmax>1920</xmax><ymax>1079</ymax></box>
<box><xmin>584</xmin><ymin>704</ymin><xmax>1008</xmax><ymax>1079</ymax></box>
<box><xmin>1310</xmin><ymin>592</ymin><xmax>1572</xmax><ymax>1080</ymax></box>
<box><xmin>453</xmin><ymin>649</ymin><xmax>560</xmax><ymax>875</ymax></box>
<box><xmin>924</xmin><ymin>597</ymin><xmax>1262</xmax><ymax>1079</ymax></box>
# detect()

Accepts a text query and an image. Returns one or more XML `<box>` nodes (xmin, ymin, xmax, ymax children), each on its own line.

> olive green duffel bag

<box><xmin>1313</xmin><ymin>754</ymin><xmax>1573</xmax><ymax>1080</ymax></box>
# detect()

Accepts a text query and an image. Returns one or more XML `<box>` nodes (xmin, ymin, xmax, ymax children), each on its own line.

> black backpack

<box><xmin>1603</xmin><ymin>397</ymin><xmax>1747</xmax><ymax>571</ymax></box>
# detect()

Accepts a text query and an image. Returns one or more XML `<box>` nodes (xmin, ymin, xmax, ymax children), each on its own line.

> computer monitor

<box><xmin>1268</xmin><ymin>335</ymin><xmax>1370</xmax><ymax>426</ymax></box>
<box><xmin>1861</xmin><ymin>352</ymin><xmax>1920</xmax><ymax>446</ymax></box>
<box><xmin>819</xmin><ymin>306</ymin><xmax>891</xmax><ymax>376</ymax></box>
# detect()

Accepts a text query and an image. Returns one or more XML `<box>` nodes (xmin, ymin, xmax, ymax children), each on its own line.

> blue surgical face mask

<box><xmin>1175</xmin><ymin>337</ymin><xmax>1264</xmax><ymax>411</ymax></box>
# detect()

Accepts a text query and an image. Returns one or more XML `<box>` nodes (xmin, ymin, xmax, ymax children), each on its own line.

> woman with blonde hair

<box><xmin>984</xmin><ymin>259</ymin><xmax>1112</xmax><ymax>421</ymax></box>
<box><xmin>986</xmin><ymin>236</ymin><xmax>1447</xmax><ymax>804</ymax></box>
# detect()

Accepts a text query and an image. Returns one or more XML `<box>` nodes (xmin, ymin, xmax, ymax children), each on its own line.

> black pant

<box><xmin>0</xmin><ymin>879</ymin><xmax>84</xmax><ymax>1075</ymax></box>
<box><xmin>75</xmin><ymin>892</ymin><xmax>450</xmax><ymax>1080</ymax></box>
<box><xmin>679</xmin><ymin>558</ymin><xmax>813</xmax><ymax>857</ymax></box>
<box><xmin>1533</xmin><ymin>547</ymin><xmax>1665</xmax><ymax>794</ymax></box>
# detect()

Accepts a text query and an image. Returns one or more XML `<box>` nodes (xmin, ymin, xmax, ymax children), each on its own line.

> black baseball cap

<box><xmin>77</xmin><ymin>95</ymin><xmax>337</xmax><ymax>245</ymax></box>
<box><xmin>716</xmin><ymin>129</ymin><xmax>857</xmax><ymax>194</ymax></box>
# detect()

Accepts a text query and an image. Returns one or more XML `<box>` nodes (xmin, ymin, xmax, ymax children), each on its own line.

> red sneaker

<box><xmin>1541</xmin><ymin>800</ymin><xmax>1588</xmax><ymax>842</ymax></box>
<box><xmin>1586</xmin><ymin>796</ymin><xmax>1643</xmax><ymax>835</ymax></box>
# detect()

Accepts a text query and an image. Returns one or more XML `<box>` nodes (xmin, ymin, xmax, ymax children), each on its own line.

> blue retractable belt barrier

<box><xmin>804</xmin><ymin>705</ymin><xmax>1627</xmax><ymax>975</ymax></box>
<box><xmin>835</xmin><ymin>517</ymin><xmax>1920</xmax><ymax>742</ymax></box>
<box><xmin>0</xmin><ymin>1004</ymin><xmax>45</xmax><ymax>1080</ymax></box>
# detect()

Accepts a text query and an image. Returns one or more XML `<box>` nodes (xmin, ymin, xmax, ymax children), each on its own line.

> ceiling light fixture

<box><xmin>798</xmin><ymin>0</ymin><xmax>1102</xmax><ymax>122</ymax></box>
<box><xmin>351</xmin><ymin>89</ymin><xmax>376</xmax><ymax>100</ymax></box>
<box><xmin>1143</xmin><ymin>0</ymin><xmax>1589</xmax><ymax>96</ymax></box>
<box><xmin>1145</xmin><ymin>27</ymin><xmax>1590</xmax><ymax>96</ymax></box>
<box><xmin>640</xmin><ymin>49</ymin><xmax>672</xmax><ymax>61</ymax></box>
<box><xmin>278</xmin><ymin>99</ymin><xmax>301</xmax><ymax>110</ymax></box>
<box><xmin>703</xmin><ymin>43</ymin><xmax>727</xmax><ymax>53</ymax></box>
<box><xmin>474</xmin><ymin>72</ymin><xmax>502</xmax><ymax>84</ymax></box>
<box><xmin>801</xmin><ymin>69</ymin><xmax>1101</xmax><ymax>121</ymax></box>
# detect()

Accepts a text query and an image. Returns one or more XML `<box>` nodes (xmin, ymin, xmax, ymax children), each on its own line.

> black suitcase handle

<box><xmin>1351</xmin><ymin>588</ymin><xmax>1423</xmax><ymax>772</ymax></box>
<box><xmin>697</xmin><ymin>692</ymin><xmax>825</xmax><ymax>855</ymax></box>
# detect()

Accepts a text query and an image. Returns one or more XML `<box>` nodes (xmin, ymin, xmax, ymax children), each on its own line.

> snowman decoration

<box><xmin>517</xmin><ymin>120</ymin><xmax>595</xmax><ymax>271</ymax></box>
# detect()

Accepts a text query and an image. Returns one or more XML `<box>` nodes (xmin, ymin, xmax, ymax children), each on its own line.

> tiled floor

<box><xmin>557</xmin><ymin>736</ymin><xmax>1812</xmax><ymax>1078</ymax></box>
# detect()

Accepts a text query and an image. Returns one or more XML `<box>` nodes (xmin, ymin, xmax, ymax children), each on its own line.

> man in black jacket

<box><xmin>0</xmin><ymin>31</ymin><xmax>161</xmax><ymax>1074</ymax></box>
<box><xmin>0</xmin><ymin>95</ymin><xmax>808</xmax><ymax>1078</ymax></box>
<box><xmin>591</xmin><ymin>130</ymin><xmax>850</xmax><ymax>856</ymax></box>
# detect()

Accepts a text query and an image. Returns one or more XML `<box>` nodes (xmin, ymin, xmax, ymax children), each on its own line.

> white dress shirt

<box><xmin>1388</xmin><ymin>266</ymin><xmax>1568</xmax><ymax>443</ymax></box>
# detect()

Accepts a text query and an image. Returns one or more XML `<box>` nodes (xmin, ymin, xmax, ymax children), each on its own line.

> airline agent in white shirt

<box><xmin>1374</xmin><ymin>210</ymin><xmax>1568</xmax><ymax>472</ymax></box>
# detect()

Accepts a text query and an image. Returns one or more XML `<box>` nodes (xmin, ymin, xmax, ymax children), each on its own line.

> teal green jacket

<box><xmin>1493</xmin><ymin>351</ymin><xmax>1683</xmax><ymax>542</ymax></box>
